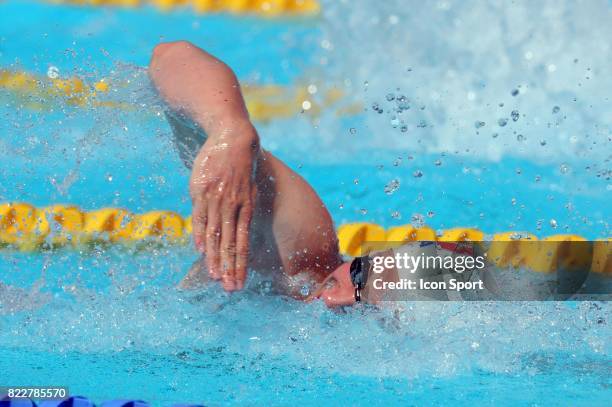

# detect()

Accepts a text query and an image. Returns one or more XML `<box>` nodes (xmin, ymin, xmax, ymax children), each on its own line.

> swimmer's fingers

<box><xmin>191</xmin><ymin>198</ymin><xmax>207</xmax><ymax>254</ymax></box>
<box><xmin>205</xmin><ymin>201</ymin><xmax>222</xmax><ymax>280</ymax></box>
<box><xmin>235</xmin><ymin>188</ymin><xmax>255</xmax><ymax>290</ymax></box>
<box><xmin>220</xmin><ymin>204</ymin><xmax>238</xmax><ymax>291</ymax></box>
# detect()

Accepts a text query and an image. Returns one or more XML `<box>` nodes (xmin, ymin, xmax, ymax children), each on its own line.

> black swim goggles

<box><xmin>349</xmin><ymin>255</ymin><xmax>371</xmax><ymax>302</ymax></box>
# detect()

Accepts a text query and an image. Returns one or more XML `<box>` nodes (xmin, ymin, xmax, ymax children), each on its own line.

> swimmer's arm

<box><xmin>149</xmin><ymin>41</ymin><xmax>253</xmax><ymax>139</ymax></box>
<box><xmin>149</xmin><ymin>41</ymin><xmax>259</xmax><ymax>291</ymax></box>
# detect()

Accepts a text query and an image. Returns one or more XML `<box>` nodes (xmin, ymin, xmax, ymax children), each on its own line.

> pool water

<box><xmin>1</xmin><ymin>0</ymin><xmax>611</xmax><ymax>405</ymax></box>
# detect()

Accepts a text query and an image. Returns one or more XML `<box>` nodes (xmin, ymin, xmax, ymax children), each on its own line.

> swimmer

<box><xmin>150</xmin><ymin>41</ymin><xmax>463</xmax><ymax>306</ymax></box>
<box><xmin>149</xmin><ymin>41</ymin><xmax>342</xmax><ymax>298</ymax></box>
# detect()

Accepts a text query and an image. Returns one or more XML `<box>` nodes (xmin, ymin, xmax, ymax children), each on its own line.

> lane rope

<box><xmin>1</xmin><ymin>202</ymin><xmax>609</xmax><ymax>274</ymax></box>
<box><xmin>0</xmin><ymin>69</ymin><xmax>358</xmax><ymax>121</ymax></box>
<box><xmin>43</xmin><ymin>0</ymin><xmax>321</xmax><ymax>16</ymax></box>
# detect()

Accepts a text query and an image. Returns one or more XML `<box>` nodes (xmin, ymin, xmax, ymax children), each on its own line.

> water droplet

<box><xmin>393</xmin><ymin>157</ymin><xmax>402</xmax><ymax>166</ymax></box>
<box><xmin>427</xmin><ymin>211</ymin><xmax>435</xmax><ymax>218</ymax></box>
<box><xmin>360</xmin><ymin>208</ymin><xmax>368</xmax><ymax>215</ymax></box>
<box><xmin>549</xmin><ymin>219</ymin><xmax>558</xmax><ymax>229</ymax></box>
<box><xmin>353</xmin><ymin>178</ymin><xmax>359</xmax><ymax>184</ymax></box>
<box><xmin>535</xmin><ymin>175</ymin><xmax>541</xmax><ymax>182</ymax></box>
<box><xmin>106</xmin><ymin>174</ymin><xmax>113</xmax><ymax>182</ymax></box>
<box><xmin>390</xmin><ymin>210</ymin><xmax>401</xmax><ymax>219</ymax></box>
<box><xmin>552</xmin><ymin>106</ymin><xmax>560</xmax><ymax>114</ymax></box>
<box><xmin>410</xmin><ymin>213</ymin><xmax>425</xmax><ymax>228</ymax></box>
<box><xmin>492</xmin><ymin>133</ymin><xmax>499</xmax><ymax>138</ymax></box>
<box><xmin>386</xmin><ymin>93</ymin><xmax>395</xmax><ymax>101</ymax></box>
<box><xmin>338</xmin><ymin>203</ymin><xmax>344</xmax><ymax>209</ymax></box>
<box><xmin>511</xmin><ymin>110</ymin><xmax>520</xmax><ymax>121</ymax></box>
<box><xmin>384</xmin><ymin>179</ymin><xmax>401</xmax><ymax>195</ymax></box>
<box><xmin>474</xmin><ymin>121</ymin><xmax>485</xmax><ymax>129</ymax></box>
<box><xmin>413</xmin><ymin>170</ymin><xmax>423</xmax><ymax>178</ymax></box>
<box><xmin>300</xmin><ymin>285</ymin><xmax>310</xmax><ymax>296</ymax></box>
<box><xmin>434</xmin><ymin>159</ymin><xmax>442</xmax><ymax>166</ymax></box>
<box><xmin>515</xmin><ymin>168</ymin><xmax>522</xmax><ymax>175</ymax></box>
<box><xmin>511</xmin><ymin>89</ymin><xmax>519</xmax><ymax>97</ymax></box>
<box><xmin>498</xmin><ymin>118</ymin><xmax>508</xmax><ymax>127</ymax></box>
<box><xmin>47</xmin><ymin>66</ymin><xmax>59</xmax><ymax>79</ymax></box>
<box><xmin>349</xmin><ymin>128</ymin><xmax>357</xmax><ymax>135</ymax></box>
<box><xmin>516</xmin><ymin>134</ymin><xmax>525</xmax><ymax>142</ymax></box>
<box><xmin>417</xmin><ymin>120</ymin><xmax>427</xmax><ymax>128</ymax></box>
<box><xmin>511</xmin><ymin>198</ymin><xmax>517</xmax><ymax>206</ymax></box>
<box><xmin>559</xmin><ymin>163</ymin><xmax>570</xmax><ymax>174</ymax></box>
<box><xmin>400</xmin><ymin>125</ymin><xmax>408</xmax><ymax>133</ymax></box>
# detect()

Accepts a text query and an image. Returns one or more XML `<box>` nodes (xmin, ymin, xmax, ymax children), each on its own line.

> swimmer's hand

<box><xmin>190</xmin><ymin>129</ymin><xmax>258</xmax><ymax>290</ymax></box>
<box><xmin>149</xmin><ymin>41</ymin><xmax>259</xmax><ymax>291</ymax></box>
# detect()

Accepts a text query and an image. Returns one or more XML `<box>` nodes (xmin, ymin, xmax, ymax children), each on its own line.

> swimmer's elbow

<box><xmin>150</xmin><ymin>41</ymin><xmax>234</xmax><ymax>75</ymax></box>
<box><xmin>151</xmin><ymin>40</ymin><xmax>195</xmax><ymax>61</ymax></box>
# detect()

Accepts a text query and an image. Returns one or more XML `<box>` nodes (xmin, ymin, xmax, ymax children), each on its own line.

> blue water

<box><xmin>1</xmin><ymin>1</ymin><xmax>611</xmax><ymax>405</ymax></box>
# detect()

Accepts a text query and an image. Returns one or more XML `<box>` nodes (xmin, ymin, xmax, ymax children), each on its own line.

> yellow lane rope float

<box><xmin>1</xmin><ymin>203</ymin><xmax>610</xmax><ymax>274</ymax></box>
<box><xmin>44</xmin><ymin>0</ymin><xmax>321</xmax><ymax>16</ymax></box>
<box><xmin>0</xmin><ymin>69</ymin><xmax>358</xmax><ymax>122</ymax></box>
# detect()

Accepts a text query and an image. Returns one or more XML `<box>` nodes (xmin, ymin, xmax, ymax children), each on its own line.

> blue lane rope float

<box><xmin>1</xmin><ymin>398</ymin><xmax>150</xmax><ymax>407</ymax></box>
<box><xmin>39</xmin><ymin>396</ymin><xmax>95</xmax><ymax>407</ymax></box>
<box><xmin>0</xmin><ymin>398</ymin><xmax>206</xmax><ymax>407</ymax></box>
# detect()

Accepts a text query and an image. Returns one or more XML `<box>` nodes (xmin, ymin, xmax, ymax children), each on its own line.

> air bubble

<box><xmin>498</xmin><ymin>118</ymin><xmax>508</xmax><ymax>127</ymax></box>
<box><xmin>552</xmin><ymin>106</ymin><xmax>560</xmax><ymax>114</ymax></box>
<box><xmin>511</xmin><ymin>89</ymin><xmax>519</xmax><ymax>96</ymax></box>
<box><xmin>511</xmin><ymin>110</ymin><xmax>520</xmax><ymax>121</ymax></box>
